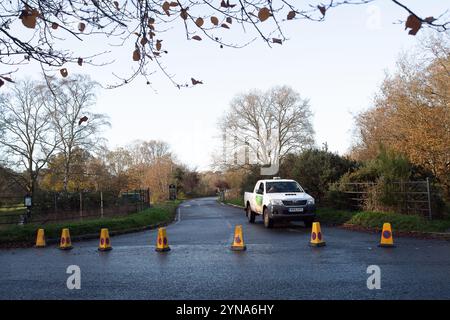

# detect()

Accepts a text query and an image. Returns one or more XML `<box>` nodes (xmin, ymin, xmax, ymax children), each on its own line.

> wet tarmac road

<box><xmin>1</xmin><ymin>197</ymin><xmax>449</xmax><ymax>299</ymax></box>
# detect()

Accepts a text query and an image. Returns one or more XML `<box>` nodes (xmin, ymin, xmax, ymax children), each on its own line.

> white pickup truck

<box><xmin>243</xmin><ymin>178</ymin><xmax>316</xmax><ymax>228</ymax></box>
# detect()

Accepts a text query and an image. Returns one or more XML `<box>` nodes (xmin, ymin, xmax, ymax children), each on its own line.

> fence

<box><xmin>329</xmin><ymin>179</ymin><xmax>443</xmax><ymax>219</ymax></box>
<box><xmin>0</xmin><ymin>189</ymin><xmax>151</xmax><ymax>226</ymax></box>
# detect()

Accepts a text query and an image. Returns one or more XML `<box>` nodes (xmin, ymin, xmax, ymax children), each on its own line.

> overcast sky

<box><xmin>6</xmin><ymin>1</ymin><xmax>448</xmax><ymax>171</ymax></box>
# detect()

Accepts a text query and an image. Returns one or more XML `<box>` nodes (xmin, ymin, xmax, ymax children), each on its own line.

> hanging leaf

<box><xmin>169</xmin><ymin>2</ymin><xmax>179</xmax><ymax>7</ymax></box>
<box><xmin>78</xmin><ymin>22</ymin><xmax>86</xmax><ymax>32</ymax></box>
<box><xmin>318</xmin><ymin>6</ymin><xmax>326</xmax><ymax>16</ymax></box>
<box><xmin>60</xmin><ymin>68</ymin><xmax>68</xmax><ymax>78</ymax></box>
<box><xmin>195</xmin><ymin>17</ymin><xmax>204</xmax><ymax>27</ymax></box>
<box><xmin>180</xmin><ymin>9</ymin><xmax>188</xmax><ymax>20</ymax></box>
<box><xmin>133</xmin><ymin>49</ymin><xmax>141</xmax><ymax>61</ymax></box>
<box><xmin>424</xmin><ymin>16</ymin><xmax>436</xmax><ymax>23</ymax></box>
<box><xmin>140</xmin><ymin>36</ymin><xmax>148</xmax><ymax>45</ymax></box>
<box><xmin>191</xmin><ymin>78</ymin><xmax>203</xmax><ymax>85</ymax></box>
<box><xmin>405</xmin><ymin>14</ymin><xmax>422</xmax><ymax>35</ymax></box>
<box><xmin>113</xmin><ymin>1</ymin><xmax>119</xmax><ymax>10</ymax></box>
<box><xmin>211</xmin><ymin>16</ymin><xmax>219</xmax><ymax>26</ymax></box>
<box><xmin>192</xmin><ymin>35</ymin><xmax>202</xmax><ymax>41</ymax></box>
<box><xmin>272</xmin><ymin>38</ymin><xmax>282</xmax><ymax>44</ymax></box>
<box><xmin>162</xmin><ymin>1</ymin><xmax>170</xmax><ymax>15</ymax></box>
<box><xmin>226</xmin><ymin>17</ymin><xmax>232</xmax><ymax>24</ymax></box>
<box><xmin>156</xmin><ymin>40</ymin><xmax>162</xmax><ymax>51</ymax></box>
<box><xmin>0</xmin><ymin>76</ymin><xmax>14</xmax><ymax>83</ymax></box>
<box><xmin>148</xmin><ymin>17</ymin><xmax>155</xmax><ymax>25</ymax></box>
<box><xmin>19</xmin><ymin>8</ymin><xmax>40</xmax><ymax>29</ymax></box>
<box><xmin>221</xmin><ymin>0</ymin><xmax>236</xmax><ymax>8</ymax></box>
<box><xmin>221</xmin><ymin>23</ymin><xmax>229</xmax><ymax>29</ymax></box>
<box><xmin>78</xmin><ymin>116</ymin><xmax>88</xmax><ymax>126</ymax></box>
<box><xmin>0</xmin><ymin>79</ymin><xmax>4</xmax><ymax>88</ymax></box>
<box><xmin>287</xmin><ymin>11</ymin><xmax>296</xmax><ymax>20</ymax></box>
<box><xmin>258</xmin><ymin>7</ymin><xmax>271</xmax><ymax>22</ymax></box>
<box><xmin>77</xmin><ymin>57</ymin><xmax>83</xmax><ymax>66</ymax></box>
<box><xmin>51</xmin><ymin>22</ymin><xmax>59</xmax><ymax>30</ymax></box>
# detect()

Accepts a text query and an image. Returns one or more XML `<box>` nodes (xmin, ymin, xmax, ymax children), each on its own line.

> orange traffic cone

<box><xmin>231</xmin><ymin>225</ymin><xmax>246</xmax><ymax>251</ymax></box>
<box><xmin>310</xmin><ymin>222</ymin><xmax>326</xmax><ymax>247</ymax></box>
<box><xmin>379</xmin><ymin>222</ymin><xmax>395</xmax><ymax>247</ymax></box>
<box><xmin>59</xmin><ymin>228</ymin><xmax>73</xmax><ymax>250</ymax></box>
<box><xmin>155</xmin><ymin>227</ymin><xmax>170</xmax><ymax>252</ymax></box>
<box><xmin>35</xmin><ymin>228</ymin><xmax>46</xmax><ymax>248</ymax></box>
<box><xmin>98</xmin><ymin>228</ymin><xmax>112</xmax><ymax>251</ymax></box>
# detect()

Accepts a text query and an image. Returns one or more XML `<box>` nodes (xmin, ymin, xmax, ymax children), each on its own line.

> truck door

<box><xmin>255</xmin><ymin>182</ymin><xmax>264</xmax><ymax>214</ymax></box>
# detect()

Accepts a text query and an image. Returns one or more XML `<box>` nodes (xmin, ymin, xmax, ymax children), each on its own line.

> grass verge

<box><xmin>317</xmin><ymin>207</ymin><xmax>450</xmax><ymax>233</ymax></box>
<box><xmin>0</xmin><ymin>200</ymin><xmax>181</xmax><ymax>246</ymax></box>
<box><xmin>222</xmin><ymin>197</ymin><xmax>244</xmax><ymax>207</ymax></box>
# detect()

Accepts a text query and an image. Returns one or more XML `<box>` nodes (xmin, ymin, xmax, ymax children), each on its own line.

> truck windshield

<box><xmin>266</xmin><ymin>181</ymin><xmax>303</xmax><ymax>193</ymax></box>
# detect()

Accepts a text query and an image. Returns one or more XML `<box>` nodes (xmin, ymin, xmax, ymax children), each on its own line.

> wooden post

<box><xmin>426</xmin><ymin>178</ymin><xmax>432</xmax><ymax>220</ymax></box>
<box><xmin>79</xmin><ymin>192</ymin><xmax>83</xmax><ymax>219</ymax></box>
<box><xmin>100</xmin><ymin>191</ymin><xmax>104</xmax><ymax>218</ymax></box>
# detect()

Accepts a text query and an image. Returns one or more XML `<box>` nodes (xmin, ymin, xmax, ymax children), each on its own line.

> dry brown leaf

<box><xmin>77</xmin><ymin>57</ymin><xmax>83</xmax><ymax>66</ymax></box>
<box><xmin>0</xmin><ymin>76</ymin><xmax>14</xmax><ymax>83</ymax></box>
<box><xmin>140</xmin><ymin>36</ymin><xmax>148</xmax><ymax>46</ymax></box>
<box><xmin>156</xmin><ymin>40</ymin><xmax>162</xmax><ymax>51</ymax></box>
<box><xmin>192</xmin><ymin>35</ymin><xmax>202</xmax><ymax>41</ymax></box>
<box><xmin>19</xmin><ymin>8</ymin><xmax>40</xmax><ymax>29</ymax></box>
<box><xmin>169</xmin><ymin>2</ymin><xmax>179</xmax><ymax>7</ymax></box>
<box><xmin>191</xmin><ymin>78</ymin><xmax>203</xmax><ymax>85</ymax></box>
<box><xmin>211</xmin><ymin>16</ymin><xmax>219</xmax><ymax>26</ymax></box>
<box><xmin>162</xmin><ymin>1</ymin><xmax>170</xmax><ymax>11</ymax></box>
<box><xmin>318</xmin><ymin>6</ymin><xmax>326</xmax><ymax>16</ymax></box>
<box><xmin>78</xmin><ymin>22</ymin><xmax>86</xmax><ymax>32</ymax></box>
<box><xmin>226</xmin><ymin>17</ymin><xmax>232</xmax><ymax>24</ymax></box>
<box><xmin>0</xmin><ymin>79</ymin><xmax>4</xmax><ymax>88</ymax></box>
<box><xmin>148</xmin><ymin>17</ymin><xmax>155</xmax><ymax>24</ymax></box>
<box><xmin>133</xmin><ymin>49</ymin><xmax>141</xmax><ymax>61</ymax></box>
<box><xmin>60</xmin><ymin>68</ymin><xmax>68</xmax><ymax>78</ymax></box>
<box><xmin>424</xmin><ymin>16</ymin><xmax>436</xmax><ymax>23</ymax></box>
<box><xmin>287</xmin><ymin>11</ymin><xmax>296</xmax><ymax>20</ymax></box>
<box><xmin>221</xmin><ymin>23</ymin><xmax>229</xmax><ymax>29</ymax></box>
<box><xmin>258</xmin><ymin>7</ymin><xmax>271</xmax><ymax>22</ymax></box>
<box><xmin>195</xmin><ymin>17</ymin><xmax>204</xmax><ymax>27</ymax></box>
<box><xmin>162</xmin><ymin>1</ymin><xmax>170</xmax><ymax>16</ymax></box>
<box><xmin>180</xmin><ymin>9</ymin><xmax>188</xmax><ymax>20</ymax></box>
<box><xmin>273</xmin><ymin>38</ymin><xmax>282</xmax><ymax>44</ymax></box>
<box><xmin>405</xmin><ymin>14</ymin><xmax>422</xmax><ymax>35</ymax></box>
<box><xmin>78</xmin><ymin>116</ymin><xmax>88</xmax><ymax>125</ymax></box>
<box><xmin>51</xmin><ymin>22</ymin><xmax>59</xmax><ymax>30</ymax></box>
<box><xmin>113</xmin><ymin>1</ymin><xmax>119</xmax><ymax>10</ymax></box>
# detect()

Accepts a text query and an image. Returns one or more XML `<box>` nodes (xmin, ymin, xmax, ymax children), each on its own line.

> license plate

<box><xmin>289</xmin><ymin>207</ymin><xmax>304</xmax><ymax>212</ymax></box>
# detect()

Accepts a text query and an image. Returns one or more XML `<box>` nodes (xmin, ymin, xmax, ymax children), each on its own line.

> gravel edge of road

<box><xmin>220</xmin><ymin>200</ymin><xmax>450</xmax><ymax>241</ymax></box>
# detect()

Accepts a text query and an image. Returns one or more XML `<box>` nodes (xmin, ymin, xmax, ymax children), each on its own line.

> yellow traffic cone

<box><xmin>98</xmin><ymin>228</ymin><xmax>112</xmax><ymax>251</ymax></box>
<box><xmin>155</xmin><ymin>227</ymin><xmax>170</xmax><ymax>252</ymax></box>
<box><xmin>310</xmin><ymin>222</ymin><xmax>326</xmax><ymax>247</ymax></box>
<box><xmin>59</xmin><ymin>228</ymin><xmax>73</xmax><ymax>250</ymax></box>
<box><xmin>35</xmin><ymin>228</ymin><xmax>46</xmax><ymax>248</ymax></box>
<box><xmin>379</xmin><ymin>222</ymin><xmax>395</xmax><ymax>247</ymax></box>
<box><xmin>231</xmin><ymin>225</ymin><xmax>246</xmax><ymax>251</ymax></box>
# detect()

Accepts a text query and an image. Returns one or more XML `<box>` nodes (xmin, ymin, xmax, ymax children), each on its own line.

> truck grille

<box><xmin>282</xmin><ymin>200</ymin><xmax>307</xmax><ymax>206</ymax></box>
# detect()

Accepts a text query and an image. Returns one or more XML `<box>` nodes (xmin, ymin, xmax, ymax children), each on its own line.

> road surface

<box><xmin>1</xmin><ymin>197</ymin><xmax>449</xmax><ymax>299</ymax></box>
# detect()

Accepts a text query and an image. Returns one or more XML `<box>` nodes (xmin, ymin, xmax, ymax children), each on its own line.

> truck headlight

<box><xmin>270</xmin><ymin>199</ymin><xmax>284</xmax><ymax>206</ymax></box>
<box><xmin>307</xmin><ymin>198</ymin><xmax>315</xmax><ymax>205</ymax></box>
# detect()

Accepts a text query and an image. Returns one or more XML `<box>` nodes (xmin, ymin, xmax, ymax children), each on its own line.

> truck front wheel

<box><xmin>246</xmin><ymin>204</ymin><xmax>255</xmax><ymax>223</ymax></box>
<box><xmin>263</xmin><ymin>207</ymin><xmax>274</xmax><ymax>228</ymax></box>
